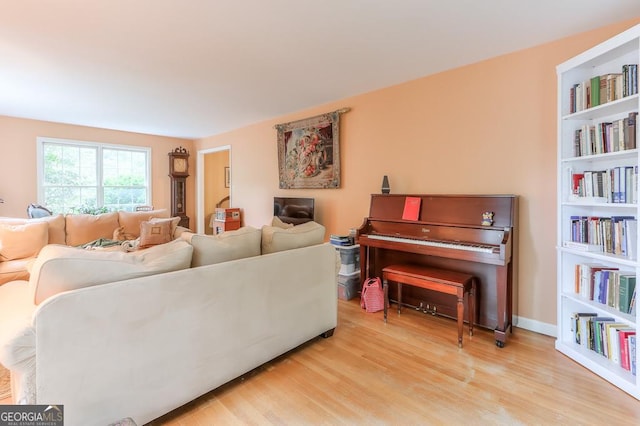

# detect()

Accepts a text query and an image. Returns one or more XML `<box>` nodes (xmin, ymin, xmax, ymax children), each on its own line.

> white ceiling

<box><xmin>1</xmin><ymin>1</ymin><xmax>639</xmax><ymax>139</ymax></box>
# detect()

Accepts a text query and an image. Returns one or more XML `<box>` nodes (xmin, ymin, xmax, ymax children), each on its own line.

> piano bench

<box><xmin>382</xmin><ymin>264</ymin><xmax>476</xmax><ymax>348</ymax></box>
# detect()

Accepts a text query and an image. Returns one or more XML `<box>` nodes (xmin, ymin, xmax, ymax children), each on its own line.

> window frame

<box><xmin>36</xmin><ymin>136</ymin><xmax>152</xmax><ymax>213</ymax></box>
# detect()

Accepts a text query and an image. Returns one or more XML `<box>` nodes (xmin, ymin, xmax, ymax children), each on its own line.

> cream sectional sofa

<box><xmin>0</xmin><ymin>209</ymin><xmax>182</xmax><ymax>285</ymax></box>
<box><xmin>0</xmin><ymin>220</ymin><xmax>336</xmax><ymax>426</ymax></box>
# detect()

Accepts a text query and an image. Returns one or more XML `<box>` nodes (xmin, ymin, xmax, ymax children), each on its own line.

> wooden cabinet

<box><xmin>556</xmin><ymin>24</ymin><xmax>640</xmax><ymax>399</ymax></box>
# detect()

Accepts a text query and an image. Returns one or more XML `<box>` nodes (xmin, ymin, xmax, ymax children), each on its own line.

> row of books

<box><xmin>569</xmin><ymin>64</ymin><xmax>638</xmax><ymax>113</ymax></box>
<box><xmin>573</xmin><ymin>263</ymin><xmax>636</xmax><ymax>314</ymax></box>
<box><xmin>572</xmin><ymin>112</ymin><xmax>637</xmax><ymax>157</ymax></box>
<box><xmin>570</xmin><ymin>166</ymin><xmax>638</xmax><ymax>204</ymax></box>
<box><xmin>568</xmin><ymin>215</ymin><xmax>637</xmax><ymax>259</ymax></box>
<box><xmin>571</xmin><ymin>313</ymin><xmax>636</xmax><ymax>374</ymax></box>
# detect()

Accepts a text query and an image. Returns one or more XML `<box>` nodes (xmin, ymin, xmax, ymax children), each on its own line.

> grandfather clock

<box><xmin>168</xmin><ymin>146</ymin><xmax>190</xmax><ymax>229</ymax></box>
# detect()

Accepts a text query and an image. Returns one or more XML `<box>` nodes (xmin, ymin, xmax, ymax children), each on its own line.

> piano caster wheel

<box><xmin>495</xmin><ymin>340</ymin><xmax>505</xmax><ymax>348</ymax></box>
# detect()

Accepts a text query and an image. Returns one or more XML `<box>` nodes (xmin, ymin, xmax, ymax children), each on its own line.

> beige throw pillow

<box><xmin>0</xmin><ymin>222</ymin><xmax>49</xmax><ymax>261</ymax></box>
<box><xmin>139</xmin><ymin>220</ymin><xmax>173</xmax><ymax>248</ymax></box>
<box><xmin>271</xmin><ymin>216</ymin><xmax>294</xmax><ymax>229</ymax></box>
<box><xmin>117</xmin><ymin>209</ymin><xmax>169</xmax><ymax>238</ymax></box>
<box><xmin>184</xmin><ymin>226</ymin><xmax>261</xmax><ymax>267</ymax></box>
<box><xmin>261</xmin><ymin>221</ymin><xmax>325</xmax><ymax>254</ymax></box>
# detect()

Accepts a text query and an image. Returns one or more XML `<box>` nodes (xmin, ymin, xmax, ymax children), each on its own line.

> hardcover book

<box><xmin>402</xmin><ymin>197</ymin><xmax>421</xmax><ymax>221</ymax></box>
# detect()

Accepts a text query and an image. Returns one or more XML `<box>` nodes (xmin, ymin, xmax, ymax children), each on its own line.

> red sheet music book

<box><xmin>402</xmin><ymin>197</ymin><xmax>421</xmax><ymax>221</ymax></box>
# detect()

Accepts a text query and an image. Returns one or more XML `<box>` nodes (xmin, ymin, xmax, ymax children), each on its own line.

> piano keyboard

<box><xmin>367</xmin><ymin>234</ymin><xmax>497</xmax><ymax>253</ymax></box>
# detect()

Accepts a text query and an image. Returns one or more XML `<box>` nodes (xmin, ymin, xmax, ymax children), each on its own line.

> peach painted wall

<box><xmin>194</xmin><ymin>18</ymin><xmax>640</xmax><ymax>331</ymax></box>
<box><xmin>0</xmin><ymin>116</ymin><xmax>194</xmax><ymax>220</ymax></box>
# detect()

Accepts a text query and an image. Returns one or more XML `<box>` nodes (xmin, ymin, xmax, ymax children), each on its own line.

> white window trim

<box><xmin>36</xmin><ymin>136</ymin><xmax>152</xmax><ymax>210</ymax></box>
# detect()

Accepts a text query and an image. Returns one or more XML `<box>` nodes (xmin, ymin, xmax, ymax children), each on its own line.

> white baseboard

<box><xmin>513</xmin><ymin>315</ymin><xmax>557</xmax><ymax>338</ymax></box>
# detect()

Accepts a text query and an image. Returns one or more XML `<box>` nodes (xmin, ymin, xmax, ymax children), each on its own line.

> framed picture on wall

<box><xmin>224</xmin><ymin>167</ymin><xmax>230</xmax><ymax>188</ymax></box>
<box><xmin>275</xmin><ymin>108</ymin><xmax>349</xmax><ymax>189</ymax></box>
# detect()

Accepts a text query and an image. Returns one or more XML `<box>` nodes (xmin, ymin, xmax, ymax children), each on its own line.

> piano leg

<box><xmin>494</xmin><ymin>264</ymin><xmax>511</xmax><ymax>348</ymax></box>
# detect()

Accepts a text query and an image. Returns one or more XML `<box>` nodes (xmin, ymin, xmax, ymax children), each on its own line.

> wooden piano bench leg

<box><xmin>456</xmin><ymin>288</ymin><xmax>464</xmax><ymax>348</ymax></box>
<box><xmin>469</xmin><ymin>278</ymin><xmax>476</xmax><ymax>337</ymax></box>
<box><xmin>397</xmin><ymin>283</ymin><xmax>402</xmax><ymax>314</ymax></box>
<box><xmin>383</xmin><ymin>278</ymin><xmax>389</xmax><ymax>323</ymax></box>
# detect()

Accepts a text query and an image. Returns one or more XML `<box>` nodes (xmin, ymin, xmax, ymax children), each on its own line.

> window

<box><xmin>37</xmin><ymin>137</ymin><xmax>151</xmax><ymax>213</ymax></box>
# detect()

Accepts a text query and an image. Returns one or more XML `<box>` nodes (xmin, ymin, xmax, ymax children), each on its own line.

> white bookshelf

<box><xmin>556</xmin><ymin>24</ymin><xmax>640</xmax><ymax>399</ymax></box>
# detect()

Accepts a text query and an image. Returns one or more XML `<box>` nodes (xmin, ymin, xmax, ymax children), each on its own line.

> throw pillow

<box><xmin>117</xmin><ymin>209</ymin><xmax>169</xmax><ymax>238</ymax></box>
<box><xmin>0</xmin><ymin>222</ymin><xmax>49</xmax><ymax>261</ymax></box>
<box><xmin>183</xmin><ymin>226</ymin><xmax>261</xmax><ymax>267</ymax></box>
<box><xmin>271</xmin><ymin>216</ymin><xmax>294</xmax><ymax>229</ymax></box>
<box><xmin>148</xmin><ymin>216</ymin><xmax>181</xmax><ymax>237</ymax></box>
<box><xmin>139</xmin><ymin>220</ymin><xmax>172</xmax><ymax>248</ymax></box>
<box><xmin>261</xmin><ymin>221</ymin><xmax>326</xmax><ymax>254</ymax></box>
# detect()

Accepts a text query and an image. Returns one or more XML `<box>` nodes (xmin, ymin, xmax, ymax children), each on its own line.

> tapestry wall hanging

<box><xmin>276</xmin><ymin>108</ymin><xmax>349</xmax><ymax>189</ymax></box>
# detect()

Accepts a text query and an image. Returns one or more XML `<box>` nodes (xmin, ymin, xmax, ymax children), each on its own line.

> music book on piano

<box><xmin>402</xmin><ymin>196</ymin><xmax>421</xmax><ymax>221</ymax></box>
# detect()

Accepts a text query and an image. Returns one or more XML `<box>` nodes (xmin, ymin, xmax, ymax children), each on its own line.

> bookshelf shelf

<box><xmin>557</xmin><ymin>24</ymin><xmax>640</xmax><ymax>399</ymax></box>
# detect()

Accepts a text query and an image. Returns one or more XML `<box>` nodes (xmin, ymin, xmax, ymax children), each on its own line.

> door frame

<box><xmin>196</xmin><ymin>145</ymin><xmax>231</xmax><ymax>234</ymax></box>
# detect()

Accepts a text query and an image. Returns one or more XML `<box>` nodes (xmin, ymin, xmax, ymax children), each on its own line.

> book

<box><xmin>402</xmin><ymin>197</ymin><xmax>421</xmax><ymax>221</ymax></box>
<box><xmin>571</xmin><ymin>312</ymin><xmax>598</xmax><ymax>346</ymax></box>
<box><xmin>562</xmin><ymin>241</ymin><xmax>602</xmax><ymax>252</ymax></box>
<box><xmin>625</xmin><ymin>218</ymin><xmax>637</xmax><ymax>260</ymax></box>
<box><xmin>588</xmin><ymin>317</ymin><xmax>615</xmax><ymax>352</ymax></box>
<box><xmin>619</xmin><ymin>329</ymin><xmax>637</xmax><ymax>371</ymax></box>
<box><xmin>629</xmin><ymin>335</ymin><xmax>637</xmax><ymax>376</ymax></box>
<box><xmin>605</xmin><ymin>323</ymin><xmax>629</xmax><ymax>364</ymax></box>
<box><xmin>330</xmin><ymin>234</ymin><xmax>352</xmax><ymax>245</ymax></box>
<box><xmin>619</xmin><ymin>275</ymin><xmax>637</xmax><ymax>314</ymax></box>
<box><xmin>578</xmin><ymin>264</ymin><xmax>618</xmax><ymax>300</ymax></box>
<box><xmin>627</xmin><ymin>112</ymin><xmax>637</xmax><ymax>149</ymax></box>
<box><xmin>590</xmin><ymin>75</ymin><xmax>600</xmax><ymax>107</ymax></box>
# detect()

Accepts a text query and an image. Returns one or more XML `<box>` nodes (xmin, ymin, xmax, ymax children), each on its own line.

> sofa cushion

<box><xmin>0</xmin><ymin>214</ymin><xmax>66</xmax><ymax>246</ymax></box>
<box><xmin>139</xmin><ymin>220</ymin><xmax>173</xmax><ymax>248</ymax></box>
<box><xmin>65</xmin><ymin>212</ymin><xmax>120</xmax><ymax>246</ymax></box>
<box><xmin>0</xmin><ymin>222</ymin><xmax>49</xmax><ymax>262</ymax></box>
<box><xmin>261</xmin><ymin>221</ymin><xmax>326</xmax><ymax>254</ymax></box>
<box><xmin>28</xmin><ymin>239</ymin><xmax>193</xmax><ymax>305</ymax></box>
<box><xmin>0</xmin><ymin>280</ymin><xmax>36</xmax><ymax>369</ymax></box>
<box><xmin>183</xmin><ymin>226</ymin><xmax>261</xmax><ymax>267</ymax></box>
<box><xmin>0</xmin><ymin>258</ymin><xmax>32</xmax><ymax>284</ymax></box>
<box><xmin>35</xmin><ymin>214</ymin><xmax>66</xmax><ymax>245</ymax></box>
<box><xmin>118</xmin><ymin>209</ymin><xmax>169</xmax><ymax>238</ymax></box>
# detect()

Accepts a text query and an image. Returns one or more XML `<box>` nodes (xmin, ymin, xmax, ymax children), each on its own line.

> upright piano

<box><xmin>357</xmin><ymin>194</ymin><xmax>518</xmax><ymax>347</ymax></box>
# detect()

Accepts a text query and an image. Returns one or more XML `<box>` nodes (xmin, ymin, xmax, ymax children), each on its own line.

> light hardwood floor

<box><xmin>149</xmin><ymin>299</ymin><xmax>640</xmax><ymax>425</ymax></box>
<box><xmin>3</xmin><ymin>298</ymin><xmax>640</xmax><ymax>424</ymax></box>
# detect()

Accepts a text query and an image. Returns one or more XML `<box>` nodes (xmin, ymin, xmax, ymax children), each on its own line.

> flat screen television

<box><xmin>274</xmin><ymin>197</ymin><xmax>315</xmax><ymax>225</ymax></box>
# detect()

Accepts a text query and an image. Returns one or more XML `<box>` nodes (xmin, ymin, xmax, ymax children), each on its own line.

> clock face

<box><xmin>173</xmin><ymin>158</ymin><xmax>187</xmax><ymax>173</ymax></box>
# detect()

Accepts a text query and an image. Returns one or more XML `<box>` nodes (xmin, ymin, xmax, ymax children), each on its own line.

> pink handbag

<box><xmin>360</xmin><ymin>277</ymin><xmax>385</xmax><ymax>313</ymax></box>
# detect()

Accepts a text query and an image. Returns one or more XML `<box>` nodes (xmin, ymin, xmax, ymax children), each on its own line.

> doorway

<box><xmin>196</xmin><ymin>146</ymin><xmax>231</xmax><ymax>234</ymax></box>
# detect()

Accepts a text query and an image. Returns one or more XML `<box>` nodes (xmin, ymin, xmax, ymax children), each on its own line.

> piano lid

<box><xmin>368</xmin><ymin>194</ymin><xmax>517</xmax><ymax>229</ymax></box>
